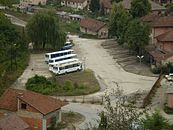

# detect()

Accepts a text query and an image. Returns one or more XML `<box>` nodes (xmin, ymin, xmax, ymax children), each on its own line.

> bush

<box><xmin>26</xmin><ymin>75</ymin><xmax>57</xmax><ymax>95</ymax></box>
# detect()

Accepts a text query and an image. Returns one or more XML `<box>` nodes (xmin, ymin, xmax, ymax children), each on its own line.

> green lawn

<box><xmin>1</xmin><ymin>9</ymin><xmax>31</xmax><ymax>22</ymax></box>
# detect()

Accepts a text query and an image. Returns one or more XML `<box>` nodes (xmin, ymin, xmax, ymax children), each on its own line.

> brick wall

<box><xmin>157</xmin><ymin>41</ymin><xmax>173</xmax><ymax>52</ymax></box>
<box><xmin>21</xmin><ymin>117</ymin><xmax>42</xmax><ymax>130</ymax></box>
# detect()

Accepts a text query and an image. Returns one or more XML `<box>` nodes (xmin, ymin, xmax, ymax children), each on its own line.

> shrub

<box><xmin>26</xmin><ymin>75</ymin><xmax>56</xmax><ymax>95</ymax></box>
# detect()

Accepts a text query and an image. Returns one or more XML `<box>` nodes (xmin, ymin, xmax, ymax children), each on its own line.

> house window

<box><xmin>21</xmin><ymin>103</ymin><xmax>27</xmax><ymax>109</ymax></box>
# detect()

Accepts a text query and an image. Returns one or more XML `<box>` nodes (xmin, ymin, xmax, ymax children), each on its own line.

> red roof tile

<box><xmin>0</xmin><ymin>114</ymin><xmax>29</xmax><ymax>130</ymax></box>
<box><xmin>156</xmin><ymin>31</ymin><xmax>173</xmax><ymax>42</ymax></box>
<box><xmin>153</xmin><ymin>16</ymin><xmax>173</xmax><ymax>27</ymax></box>
<box><xmin>141</xmin><ymin>13</ymin><xmax>160</xmax><ymax>22</ymax></box>
<box><xmin>80</xmin><ymin>18</ymin><xmax>106</xmax><ymax>32</ymax></box>
<box><xmin>0</xmin><ymin>88</ymin><xmax>67</xmax><ymax>115</ymax></box>
<box><xmin>145</xmin><ymin>45</ymin><xmax>173</xmax><ymax>62</ymax></box>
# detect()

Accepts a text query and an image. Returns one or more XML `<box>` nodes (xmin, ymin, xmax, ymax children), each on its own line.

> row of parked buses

<box><xmin>45</xmin><ymin>42</ymin><xmax>83</xmax><ymax>75</ymax></box>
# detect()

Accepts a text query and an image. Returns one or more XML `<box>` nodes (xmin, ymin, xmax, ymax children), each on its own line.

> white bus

<box><xmin>48</xmin><ymin>54</ymin><xmax>77</xmax><ymax>64</ymax></box>
<box><xmin>49</xmin><ymin>58</ymin><xmax>79</xmax><ymax>72</ymax></box>
<box><xmin>51</xmin><ymin>59</ymin><xmax>82</xmax><ymax>75</ymax></box>
<box><xmin>45</xmin><ymin>49</ymin><xmax>74</xmax><ymax>63</ymax></box>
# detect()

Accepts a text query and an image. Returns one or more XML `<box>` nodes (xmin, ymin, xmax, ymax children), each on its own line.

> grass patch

<box><xmin>1</xmin><ymin>9</ymin><xmax>31</xmax><ymax>22</ymax></box>
<box><xmin>26</xmin><ymin>70</ymin><xmax>100</xmax><ymax>96</ymax></box>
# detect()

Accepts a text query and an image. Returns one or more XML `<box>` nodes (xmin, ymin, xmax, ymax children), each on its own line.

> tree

<box><xmin>100</xmin><ymin>2</ymin><xmax>105</xmax><ymax>16</ymax></box>
<box><xmin>0</xmin><ymin>0</ymin><xmax>12</xmax><ymax>7</ymax></box>
<box><xmin>130</xmin><ymin>0</ymin><xmax>151</xmax><ymax>18</ymax></box>
<box><xmin>109</xmin><ymin>4</ymin><xmax>131</xmax><ymax>44</ymax></box>
<box><xmin>26</xmin><ymin>11</ymin><xmax>65</xmax><ymax>50</ymax></box>
<box><xmin>125</xmin><ymin>19</ymin><xmax>150</xmax><ymax>54</ymax></box>
<box><xmin>89</xmin><ymin>0</ymin><xmax>100</xmax><ymax>13</ymax></box>
<box><xmin>97</xmin><ymin>86</ymin><xmax>145</xmax><ymax>130</ymax></box>
<box><xmin>142</xmin><ymin>111</ymin><xmax>172</xmax><ymax>130</ymax></box>
<box><xmin>167</xmin><ymin>4</ymin><xmax>173</xmax><ymax>13</ymax></box>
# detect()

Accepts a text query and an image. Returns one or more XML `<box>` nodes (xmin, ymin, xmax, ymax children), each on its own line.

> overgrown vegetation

<box><xmin>0</xmin><ymin>12</ymin><xmax>29</xmax><ymax>95</ymax></box>
<box><xmin>86</xmin><ymin>88</ymin><xmax>173</xmax><ymax>130</ymax></box>
<box><xmin>164</xmin><ymin>103</ymin><xmax>173</xmax><ymax>114</ymax></box>
<box><xmin>151</xmin><ymin>62</ymin><xmax>173</xmax><ymax>74</ymax></box>
<box><xmin>26</xmin><ymin>70</ymin><xmax>100</xmax><ymax>96</ymax></box>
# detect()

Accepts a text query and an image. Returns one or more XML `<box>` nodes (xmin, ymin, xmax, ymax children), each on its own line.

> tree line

<box><xmin>0</xmin><ymin>12</ymin><xmax>28</xmax><ymax>95</ymax></box>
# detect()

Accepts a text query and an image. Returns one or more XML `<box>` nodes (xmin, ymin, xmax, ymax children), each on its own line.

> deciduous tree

<box><xmin>142</xmin><ymin>111</ymin><xmax>172</xmax><ymax>130</ymax></box>
<box><xmin>109</xmin><ymin>4</ymin><xmax>131</xmax><ymax>44</ymax></box>
<box><xmin>130</xmin><ymin>0</ymin><xmax>151</xmax><ymax>18</ymax></box>
<box><xmin>89</xmin><ymin>0</ymin><xmax>100</xmax><ymax>13</ymax></box>
<box><xmin>125</xmin><ymin>19</ymin><xmax>150</xmax><ymax>54</ymax></box>
<box><xmin>26</xmin><ymin>11</ymin><xmax>65</xmax><ymax>50</ymax></box>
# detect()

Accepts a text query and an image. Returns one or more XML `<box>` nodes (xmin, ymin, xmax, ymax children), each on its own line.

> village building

<box><xmin>101</xmin><ymin>0</ymin><xmax>166</xmax><ymax>14</ymax></box>
<box><xmin>152</xmin><ymin>16</ymin><xmax>173</xmax><ymax>41</ymax></box>
<box><xmin>140</xmin><ymin>14</ymin><xmax>173</xmax><ymax>65</ymax></box>
<box><xmin>80</xmin><ymin>17</ymin><xmax>108</xmax><ymax>38</ymax></box>
<box><xmin>20</xmin><ymin>0</ymin><xmax>47</xmax><ymax>7</ymax></box>
<box><xmin>0</xmin><ymin>114</ymin><xmax>29</xmax><ymax>130</ymax></box>
<box><xmin>61</xmin><ymin>0</ymin><xmax>88</xmax><ymax>9</ymax></box>
<box><xmin>0</xmin><ymin>88</ymin><xmax>66</xmax><ymax>130</ymax></box>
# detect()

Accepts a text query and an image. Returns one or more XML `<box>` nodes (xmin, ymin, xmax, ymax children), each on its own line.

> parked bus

<box><xmin>51</xmin><ymin>59</ymin><xmax>82</xmax><ymax>74</ymax></box>
<box><xmin>48</xmin><ymin>54</ymin><xmax>77</xmax><ymax>64</ymax></box>
<box><xmin>49</xmin><ymin>58</ymin><xmax>79</xmax><ymax>72</ymax></box>
<box><xmin>45</xmin><ymin>49</ymin><xmax>74</xmax><ymax>63</ymax></box>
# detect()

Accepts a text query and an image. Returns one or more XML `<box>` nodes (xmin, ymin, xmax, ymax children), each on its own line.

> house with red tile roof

<box><xmin>143</xmin><ymin>16</ymin><xmax>173</xmax><ymax>65</ymax></box>
<box><xmin>0</xmin><ymin>114</ymin><xmax>29</xmax><ymax>130</ymax></box>
<box><xmin>151</xmin><ymin>16</ymin><xmax>173</xmax><ymax>45</ymax></box>
<box><xmin>80</xmin><ymin>17</ymin><xmax>108</xmax><ymax>38</ymax></box>
<box><xmin>156</xmin><ymin>30</ymin><xmax>173</xmax><ymax>53</ymax></box>
<box><xmin>61</xmin><ymin>0</ymin><xmax>88</xmax><ymax>9</ymax></box>
<box><xmin>0</xmin><ymin>88</ymin><xmax>67</xmax><ymax>130</ymax></box>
